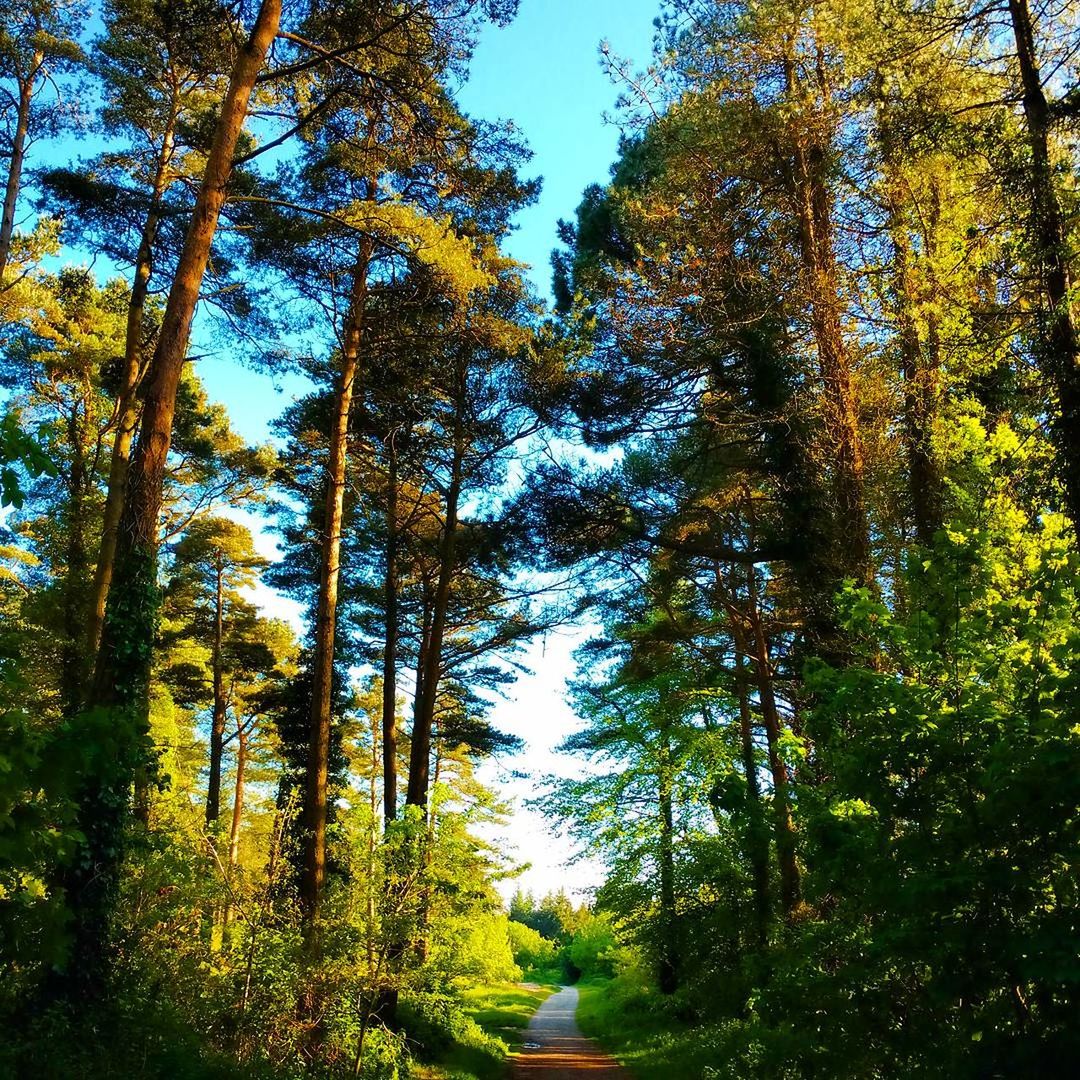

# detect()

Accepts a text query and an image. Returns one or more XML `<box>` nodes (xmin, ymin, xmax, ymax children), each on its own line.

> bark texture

<box><xmin>65</xmin><ymin>0</ymin><xmax>283</xmax><ymax>993</ymax></box>
<box><xmin>1008</xmin><ymin>0</ymin><xmax>1080</xmax><ymax>530</ymax></box>
<box><xmin>206</xmin><ymin>559</ymin><xmax>226</xmax><ymax>824</ymax></box>
<box><xmin>406</xmin><ymin>424</ymin><xmax>463</xmax><ymax>809</ymax></box>
<box><xmin>381</xmin><ymin>437</ymin><xmax>399</xmax><ymax>825</ymax></box>
<box><xmin>739</xmin><ymin>568</ymin><xmax>801</xmax><ymax>918</ymax></box>
<box><xmin>86</xmin><ymin>113</ymin><xmax>178</xmax><ymax>655</ymax></box>
<box><xmin>785</xmin><ymin>43</ymin><xmax>871</xmax><ymax>585</ymax></box>
<box><xmin>300</xmin><ymin>240</ymin><xmax>372</xmax><ymax>923</ymax></box>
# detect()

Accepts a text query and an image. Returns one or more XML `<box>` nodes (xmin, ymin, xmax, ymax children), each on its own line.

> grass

<box><xmin>575</xmin><ymin>977</ymin><xmax>715</xmax><ymax>1080</ymax></box>
<box><xmin>461</xmin><ymin>982</ymin><xmax>559</xmax><ymax>1052</ymax></box>
<box><xmin>417</xmin><ymin>981</ymin><xmax>558</xmax><ymax>1080</ymax></box>
<box><xmin>519</xmin><ymin>965</ymin><xmax>566</xmax><ymax>986</ymax></box>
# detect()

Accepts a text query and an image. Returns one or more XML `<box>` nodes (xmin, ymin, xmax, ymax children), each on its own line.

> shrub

<box><xmin>568</xmin><ymin>913</ymin><xmax>617</xmax><ymax>979</ymax></box>
<box><xmin>507</xmin><ymin>919</ymin><xmax>558</xmax><ymax>973</ymax></box>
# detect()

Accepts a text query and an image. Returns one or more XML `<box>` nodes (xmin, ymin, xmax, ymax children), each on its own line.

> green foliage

<box><xmin>6</xmin><ymin>0</ymin><xmax>1080</xmax><ymax>1077</ymax></box>
<box><xmin>542</xmin><ymin>2</ymin><xmax>1080</xmax><ymax>1075</ymax></box>
<box><xmin>507</xmin><ymin>918</ymin><xmax>557</xmax><ymax>974</ymax></box>
<box><xmin>0</xmin><ymin>411</ymin><xmax>56</xmax><ymax>508</ymax></box>
<box><xmin>454</xmin><ymin>913</ymin><xmax>521</xmax><ymax>985</ymax></box>
<box><xmin>568</xmin><ymin>912</ymin><xmax>617</xmax><ymax>980</ymax></box>
<box><xmin>508</xmin><ymin>888</ymin><xmax>587</xmax><ymax>943</ymax></box>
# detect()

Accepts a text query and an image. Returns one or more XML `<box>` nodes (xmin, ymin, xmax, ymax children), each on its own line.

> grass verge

<box><xmin>576</xmin><ymin>978</ymin><xmax>713</xmax><ymax>1079</ymax></box>
<box><xmin>418</xmin><ymin>981</ymin><xmax>558</xmax><ymax>1080</ymax></box>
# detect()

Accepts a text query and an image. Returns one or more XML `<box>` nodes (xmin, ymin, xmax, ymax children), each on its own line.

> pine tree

<box><xmin>0</xmin><ymin>0</ymin><xmax>83</xmax><ymax>280</ymax></box>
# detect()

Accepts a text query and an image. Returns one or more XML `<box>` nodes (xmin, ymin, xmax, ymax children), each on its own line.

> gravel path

<box><xmin>512</xmin><ymin>985</ymin><xmax>629</xmax><ymax>1078</ymax></box>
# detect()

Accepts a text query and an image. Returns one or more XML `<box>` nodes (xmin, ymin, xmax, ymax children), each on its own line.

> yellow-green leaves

<box><xmin>342</xmin><ymin>200</ymin><xmax>495</xmax><ymax>302</ymax></box>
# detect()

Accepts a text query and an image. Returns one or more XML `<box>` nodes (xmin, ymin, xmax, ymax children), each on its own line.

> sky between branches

<box><xmin>190</xmin><ymin>0</ymin><xmax>663</xmax><ymax>902</ymax></box>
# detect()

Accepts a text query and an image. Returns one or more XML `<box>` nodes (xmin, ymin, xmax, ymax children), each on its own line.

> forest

<box><xmin>1</xmin><ymin>0</ymin><xmax>1080</xmax><ymax>1077</ymax></box>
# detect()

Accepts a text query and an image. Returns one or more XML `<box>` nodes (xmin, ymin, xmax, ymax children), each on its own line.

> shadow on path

<box><xmin>512</xmin><ymin>985</ymin><xmax>629</xmax><ymax>1078</ymax></box>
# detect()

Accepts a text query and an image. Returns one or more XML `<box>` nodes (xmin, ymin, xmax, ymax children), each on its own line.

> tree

<box><xmin>164</xmin><ymin>516</ymin><xmax>269</xmax><ymax>825</ymax></box>
<box><xmin>41</xmin><ymin>0</ymin><xmax>236</xmax><ymax>654</ymax></box>
<box><xmin>60</xmin><ymin>0</ymin><xmax>282</xmax><ymax>991</ymax></box>
<box><xmin>0</xmin><ymin>0</ymin><xmax>83</xmax><ymax>280</ymax></box>
<box><xmin>1003</xmin><ymin>0</ymin><xmax>1080</xmax><ymax>529</ymax></box>
<box><xmin>542</xmin><ymin>0</ymin><xmax>1080</xmax><ymax>1071</ymax></box>
<box><xmin>2</xmin><ymin>271</ymin><xmax>128</xmax><ymax>715</ymax></box>
<box><xmin>245</xmin><ymin>7</ymin><xmax>534</xmax><ymax>918</ymax></box>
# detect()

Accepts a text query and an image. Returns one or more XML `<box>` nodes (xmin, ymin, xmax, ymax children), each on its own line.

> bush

<box><xmin>568</xmin><ymin>913</ymin><xmax>617</xmax><ymax>979</ymax></box>
<box><xmin>507</xmin><ymin>920</ymin><xmax>558</xmax><ymax>973</ymax></box>
<box><xmin>456</xmin><ymin>913</ymin><xmax>521</xmax><ymax>985</ymax></box>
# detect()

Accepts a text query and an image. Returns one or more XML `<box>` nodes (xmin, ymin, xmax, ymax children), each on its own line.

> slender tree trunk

<box><xmin>267</xmin><ymin>779</ymin><xmax>290</xmax><ymax>887</ymax></box>
<box><xmin>413</xmin><ymin>738</ymin><xmax>441</xmax><ymax>965</ymax></box>
<box><xmin>378</xmin><ymin>570</ymin><xmax>429</xmax><ymax>1027</ymax></box>
<box><xmin>60</xmin><ymin>402</ymin><xmax>89</xmax><ymax>717</ymax></box>
<box><xmin>92</xmin><ymin>0</ymin><xmax>283</xmax><ymax>705</ymax></box>
<box><xmin>0</xmin><ymin>51</ymin><xmax>41</xmax><ymax>282</ymax></box>
<box><xmin>229</xmin><ymin>725</ymin><xmax>247</xmax><ymax>867</ymax></box>
<box><xmin>375</xmin><ymin>575</ymin><xmax>432</xmax><ymax>1023</ymax></box>
<box><xmin>734</xmin><ymin>648</ymin><xmax>770</xmax><ymax>948</ymax></box>
<box><xmin>1007</xmin><ymin>0</ymin><xmax>1080</xmax><ymax>530</ymax></box>
<box><xmin>301</xmin><ymin>238</ymin><xmax>373</xmax><ymax>924</ymax></box>
<box><xmin>65</xmin><ymin>0</ymin><xmax>283</xmax><ymax>994</ymax></box>
<box><xmin>221</xmin><ymin>721</ymin><xmax>247</xmax><ymax>932</ymax></box>
<box><xmin>393</xmin><ymin>424</ymin><xmax>464</xmax><ymax>1024</ymax></box>
<box><xmin>86</xmin><ymin>112</ymin><xmax>179</xmax><ymax>656</ymax></box>
<box><xmin>744</xmin><ymin>570</ymin><xmax>801</xmax><ymax>918</ymax></box>
<box><xmin>413</xmin><ymin>589</ymin><xmax>433</xmax><ymax>733</ymax></box>
<box><xmin>887</xmin><ymin>177</ymin><xmax>942</xmax><ymax>547</ymax></box>
<box><xmin>657</xmin><ymin>720</ymin><xmax>678</xmax><ymax>994</ymax></box>
<box><xmin>207</xmin><ymin>561</ymin><xmax>226</xmax><ymax>825</ymax></box>
<box><xmin>382</xmin><ymin>437</ymin><xmax>399</xmax><ymax>825</ymax></box>
<box><xmin>367</xmin><ymin>708</ymin><xmax>378</xmax><ymax>976</ymax></box>
<box><xmin>406</xmin><ymin>430</ymin><xmax>463</xmax><ymax>809</ymax></box>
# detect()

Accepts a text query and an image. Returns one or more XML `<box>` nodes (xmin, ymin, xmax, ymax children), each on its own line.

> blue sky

<box><xmin>446</xmin><ymin>0</ymin><xmax>662</xmax><ymax>901</ymax></box>
<box><xmin>458</xmin><ymin>0</ymin><xmax>660</xmax><ymax>296</ymax></box>
<box><xmin>203</xmin><ymin>0</ymin><xmax>663</xmax><ymax>446</ymax></box>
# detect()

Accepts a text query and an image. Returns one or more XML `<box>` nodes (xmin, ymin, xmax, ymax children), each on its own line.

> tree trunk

<box><xmin>744</xmin><ymin>570</ymin><xmax>801</xmax><ymax>918</ymax></box>
<box><xmin>86</xmin><ymin>111</ymin><xmax>179</xmax><ymax>656</ymax></box>
<box><xmin>412</xmin><ymin>738</ymin><xmax>441</xmax><ymax>965</ymax></box>
<box><xmin>734</xmin><ymin>649</ymin><xmax>770</xmax><ymax>948</ymax></box>
<box><xmin>382</xmin><ymin>437</ymin><xmax>399</xmax><ymax>825</ymax></box>
<box><xmin>786</xmin><ymin>50</ymin><xmax>871</xmax><ymax>585</ymax></box>
<box><xmin>0</xmin><ymin>50</ymin><xmax>41</xmax><ymax>282</ymax></box>
<box><xmin>367</xmin><ymin>708</ymin><xmax>378</xmax><ymax>976</ymax></box>
<box><xmin>657</xmin><ymin>720</ymin><xmax>678</xmax><ymax>994</ymax></box>
<box><xmin>887</xmin><ymin>176</ymin><xmax>942</xmax><ymax>548</ymax></box>
<box><xmin>412</xmin><ymin>588</ymin><xmax>433</xmax><ymax>735</ymax></box>
<box><xmin>206</xmin><ymin>560</ymin><xmax>226</xmax><ymax>825</ymax></box>
<box><xmin>300</xmin><ymin>238</ymin><xmax>373</xmax><ymax>924</ymax></box>
<box><xmin>1007</xmin><ymin>0</ymin><xmax>1080</xmax><ymax>530</ymax></box>
<box><xmin>229</xmin><ymin>725</ymin><xmax>247</xmax><ymax>867</ymax></box>
<box><xmin>66</xmin><ymin>0</ymin><xmax>283</xmax><ymax>994</ymax></box>
<box><xmin>91</xmin><ymin>0</ymin><xmax>283</xmax><ymax>707</ymax></box>
<box><xmin>60</xmin><ymin>401</ymin><xmax>90</xmax><ymax>717</ymax></box>
<box><xmin>221</xmin><ymin>720</ymin><xmax>247</xmax><ymax>933</ymax></box>
<box><xmin>406</xmin><ymin>428</ymin><xmax>463</xmax><ymax>809</ymax></box>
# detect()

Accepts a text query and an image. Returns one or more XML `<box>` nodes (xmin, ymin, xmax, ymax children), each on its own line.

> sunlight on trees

<box><xmin>1</xmin><ymin>0</ymin><xmax>1080</xmax><ymax>1077</ymax></box>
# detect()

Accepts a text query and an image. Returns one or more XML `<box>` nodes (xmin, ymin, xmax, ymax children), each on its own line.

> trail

<box><xmin>512</xmin><ymin>985</ymin><xmax>629</xmax><ymax>1078</ymax></box>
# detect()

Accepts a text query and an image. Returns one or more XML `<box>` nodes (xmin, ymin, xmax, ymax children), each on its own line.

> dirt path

<box><xmin>512</xmin><ymin>985</ymin><xmax>629</xmax><ymax>1078</ymax></box>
